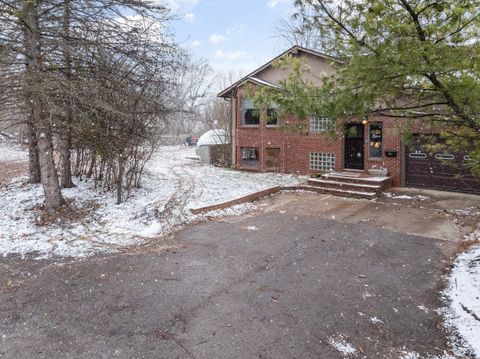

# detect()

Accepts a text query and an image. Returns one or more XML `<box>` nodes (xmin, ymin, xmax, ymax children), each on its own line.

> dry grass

<box><xmin>452</xmin><ymin>240</ymin><xmax>480</xmax><ymax>259</ymax></box>
<box><xmin>0</xmin><ymin>161</ymin><xmax>28</xmax><ymax>187</ymax></box>
<box><xmin>32</xmin><ymin>198</ymin><xmax>100</xmax><ymax>227</ymax></box>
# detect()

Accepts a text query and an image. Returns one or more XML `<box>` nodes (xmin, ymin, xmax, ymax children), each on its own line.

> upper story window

<box><xmin>242</xmin><ymin>98</ymin><xmax>260</xmax><ymax>126</ymax></box>
<box><xmin>310</xmin><ymin>116</ymin><xmax>330</xmax><ymax>133</ymax></box>
<box><xmin>266</xmin><ymin>106</ymin><xmax>279</xmax><ymax>127</ymax></box>
<box><xmin>242</xmin><ymin>98</ymin><xmax>279</xmax><ymax>127</ymax></box>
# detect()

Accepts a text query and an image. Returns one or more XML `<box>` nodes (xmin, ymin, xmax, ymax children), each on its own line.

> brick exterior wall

<box><xmin>234</xmin><ymin>88</ymin><xmax>409</xmax><ymax>186</ymax></box>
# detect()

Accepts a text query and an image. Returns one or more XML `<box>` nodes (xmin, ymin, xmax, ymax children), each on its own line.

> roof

<box><xmin>217</xmin><ymin>45</ymin><xmax>342</xmax><ymax>98</ymax></box>
<box><xmin>247</xmin><ymin>77</ymin><xmax>281</xmax><ymax>90</ymax></box>
<box><xmin>196</xmin><ymin>129</ymin><xmax>229</xmax><ymax>146</ymax></box>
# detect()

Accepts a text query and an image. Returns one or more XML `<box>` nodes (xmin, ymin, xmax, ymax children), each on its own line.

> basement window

<box><xmin>310</xmin><ymin>152</ymin><xmax>335</xmax><ymax>171</ymax></box>
<box><xmin>240</xmin><ymin>147</ymin><xmax>259</xmax><ymax>168</ymax></box>
<box><xmin>242</xmin><ymin>98</ymin><xmax>260</xmax><ymax>126</ymax></box>
<box><xmin>265</xmin><ymin>148</ymin><xmax>281</xmax><ymax>170</ymax></box>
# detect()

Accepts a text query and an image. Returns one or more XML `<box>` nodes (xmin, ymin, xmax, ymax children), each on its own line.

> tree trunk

<box><xmin>23</xmin><ymin>0</ymin><xmax>64</xmax><ymax>211</ymax></box>
<box><xmin>37</xmin><ymin>124</ymin><xmax>65</xmax><ymax>211</ymax></box>
<box><xmin>116</xmin><ymin>155</ymin><xmax>125</xmax><ymax>205</ymax></box>
<box><xmin>59</xmin><ymin>130</ymin><xmax>75</xmax><ymax>188</ymax></box>
<box><xmin>26</xmin><ymin>118</ymin><xmax>41</xmax><ymax>183</ymax></box>
<box><xmin>59</xmin><ymin>0</ymin><xmax>75</xmax><ymax>189</ymax></box>
<box><xmin>86</xmin><ymin>153</ymin><xmax>95</xmax><ymax>178</ymax></box>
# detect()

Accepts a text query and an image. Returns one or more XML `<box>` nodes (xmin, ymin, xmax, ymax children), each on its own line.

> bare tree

<box><xmin>0</xmin><ymin>0</ymin><xmax>182</xmax><ymax>209</ymax></box>
<box><xmin>58</xmin><ymin>0</ymin><xmax>75</xmax><ymax>188</ymax></box>
<box><xmin>22</xmin><ymin>0</ymin><xmax>65</xmax><ymax>209</ymax></box>
<box><xmin>164</xmin><ymin>57</ymin><xmax>215</xmax><ymax>142</ymax></box>
<box><xmin>202</xmin><ymin>71</ymin><xmax>244</xmax><ymax>139</ymax></box>
<box><xmin>274</xmin><ymin>9</ymin><xmax>324</xmax><ymax>51</ymax></box>
<box><xmin>73</xmin><ymin>46</ymin><xmax>179</xmax><ymax>203</ymax></box>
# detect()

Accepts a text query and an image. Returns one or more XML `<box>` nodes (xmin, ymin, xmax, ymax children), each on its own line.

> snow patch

<box><xmin>417</xmin><ymin>305</ymin><xmax>429</xmax><ymax>313</ymax></box>
<box><xmin>450</xmin><ymin>207</ymin><xmax>480</xmax><ymax>217</ymax></box>
<box><xmin>384</xmin><ymin>193</ymin><xmax>430</xmax><ymax>201</ymax></box>
<box><xmin>464</xmin><ymin>227</ymin><xmax>480</xmax><ymax>242</ymax></box>
<box><xmin>398</xmin><ymin>351</ymin><xmax>456</xmax><ymax>359</ymax></box>
<box><xmin>362</xmin><ymin>291</ymin><xmax>373</xmax><ymax>300</ymax></box>
<box><xmin>0</xmin><ymin>137</ymin><xmax>28</xmax><ymax>162</ymax></box>
<box><xmin>370</xmin><ymin>316</ymin><xmax>384</xmax><ymax>324</ymax></box>
<box><xmin>442</xmin><ymin>244</ymin><xmax>480</xmax><ymax>358</ymax></box>
<box><xmin>327</xmin><ymin>336</ymin><xmax>356</xmax><ymax>357</ymax></box>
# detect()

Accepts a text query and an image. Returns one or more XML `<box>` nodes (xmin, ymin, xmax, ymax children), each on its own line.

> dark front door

<box><xmin>344</xmin><ymin>124</ymin><xmax>365</xmax><ymax>170</ymax></box>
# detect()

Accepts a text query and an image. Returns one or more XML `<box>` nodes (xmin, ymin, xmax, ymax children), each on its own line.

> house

<box><xmin>218</xmin><ymin>46</ymin><xmax>480</xmax><ymax>195</ymax></box>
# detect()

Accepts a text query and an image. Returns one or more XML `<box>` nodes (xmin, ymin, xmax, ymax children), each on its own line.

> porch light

<box><xmin>362</xmin><ymin>119</ymin><xmax>368</xmax><ymax>125</ymax></box>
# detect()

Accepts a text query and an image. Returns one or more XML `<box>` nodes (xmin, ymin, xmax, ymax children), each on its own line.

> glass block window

<box><xmin>310</xmin><ymin>116</ymin><xmax>330</xmax><ymax>133</ymax></box>
<box><xmin>310</xmin><ymin>152</ymin><xmax>335</xmax><ymax>171</ymax></box>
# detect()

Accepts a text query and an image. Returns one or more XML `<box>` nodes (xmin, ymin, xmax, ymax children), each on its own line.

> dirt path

<box><xmin>157</xmin><ymin>165</ymin><xmax>197</xmax><ymax>219</ymax></box>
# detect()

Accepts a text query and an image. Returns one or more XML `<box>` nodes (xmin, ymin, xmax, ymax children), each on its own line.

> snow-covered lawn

<box><xmin>442</xmin><ymin>230</ymin><xmax>480</xmax><ymax>358</ymax></box>
<box><xmin>0</xmin><ymin>136</ymin><xmax>28</xmax><ymax>162</ymax></box>
<box><xmin>0</xmin><ymin>145</ymin><xmax>305</xmax><ymax>259</ymax></box>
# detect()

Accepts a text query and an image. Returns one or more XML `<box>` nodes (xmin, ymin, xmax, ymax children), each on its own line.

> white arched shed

<box><xmin>195</xmin><ymin>129</ymin><xmax>229</xmax><ymax>164</ymax></box>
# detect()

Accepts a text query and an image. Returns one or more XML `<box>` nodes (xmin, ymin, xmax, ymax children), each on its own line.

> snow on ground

<box><xmin>0</xmin><ymin>136</ymin><xmax>28</xmax><ymax>162</ymax></box>
<box><xmin>369</xmin><ymin>316</ymin><xmax>384</xmax><ymax>324</ymax></box>
<box><xmin>397</xmin><ymin>351</ymin><xmax>456</xmax><ymax>359</ymax></box>
<box><xmin>450</xmin><ymin>207</ymin><xmax>480</xmax><ymax>217</ymax></box>
<box><xmin>0</xmin><ymin>145</ymin><xmax>305</xmax><ymax>259</ymax></box>
<box><xmin>327</xmin><ymin>336</ymin><xmax>356</xmax><ymax>357</ymax></box>
<box><xmin>384</xmin><ymin>192</ymin><xmax>430</xmax><ymax>201</ymax></box>
<box><xmin>442</xmin><ymin>240</ymin><xmax>480</xmax><ymax>358</ymax></box>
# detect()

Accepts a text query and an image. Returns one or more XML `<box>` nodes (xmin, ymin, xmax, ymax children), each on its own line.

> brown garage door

<box><xmin>406</xmin><ymin>136</ymin><xmax>480</xmax><ymax>194</ymax></box>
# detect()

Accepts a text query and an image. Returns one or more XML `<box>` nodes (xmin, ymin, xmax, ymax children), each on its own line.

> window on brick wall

<box><xmin>310</xmin><ymin>116</ymin><xmax>330</xmax><ymax>133</ymax></box>
<box><xmin>266</xmin><ymin>103</ymin><xmax>280</xmax><ymax>127</ymax></box>
<box><xmin>368</xmin><ymin>123</ymin><xmax>382</xmax><ymax>158</ymax></box>
<box><xmin>242</xmin><ymin>98</ymin><xmax>260</xmax><ymax>126</ymax></box>
<box><xmin>310</xmin><ymin>152</ymin><xmax>335</xmax><ymax>171</ymax></box>
<box><xmin>240</xmin><ymin>147</ymin><xmax>259</xmax><ymax>168</ymax></box>
<box><xmin>266</xmin><ymin>108</ymin><xmax>279</xmax><ymax>127</ymax></box>
<box><xmin>265</xmin><ymin>148</ymin><xmax>281</xmax><ymax>169</ymax></box>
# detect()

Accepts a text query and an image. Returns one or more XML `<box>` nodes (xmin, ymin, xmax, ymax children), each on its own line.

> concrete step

<box><xmin>308</xmin><ymin>178</ymin><xmax>382</xmax><ymax>193</ymax></box>
<box><xmin>322</xmin><ymin>173</ymin><xmax>392</xmax><ymax>189</ymax></box>
<box><xmin>297</xmin><ymin>185</ymin><xmax>378</xmax><ymax>199</ymax></box>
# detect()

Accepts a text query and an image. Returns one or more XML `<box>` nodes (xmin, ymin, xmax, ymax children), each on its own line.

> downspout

<box><xmin>223</xmin><ymin>96</ymin><xmax>232</xmax><ymax>167</ymax></box>
<box><xmin>229</xmin><ymin>94</ymin><xmax>234</xmax><ymax>168</ymax></box>
<box><xmin>230</xmin><ymin>88</ymin><xmax>238</xmax><ymax>168</ymax></box>
<box><xmin>260</xmin><ymin>103</ymin><xmax>265</xmax><ymax>172</ymax></box>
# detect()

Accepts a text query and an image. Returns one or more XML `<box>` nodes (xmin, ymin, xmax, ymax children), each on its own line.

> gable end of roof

<box><xmin>217</xmin><ymin>45</ymin><xmax>341</xmax><ymax>98</ymax></box>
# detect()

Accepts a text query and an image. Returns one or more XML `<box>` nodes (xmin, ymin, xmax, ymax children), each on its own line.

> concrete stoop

<box><xmin>307</xmin><ymin>172</ymin><xmax>392</xmax><ymax>199</ymax></box>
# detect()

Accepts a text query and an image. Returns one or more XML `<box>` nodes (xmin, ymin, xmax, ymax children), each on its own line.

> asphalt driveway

<box><xmin>0</xmin><ymin>191</ymin><xmax>471</xmax><ymax>358</ymax></box>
